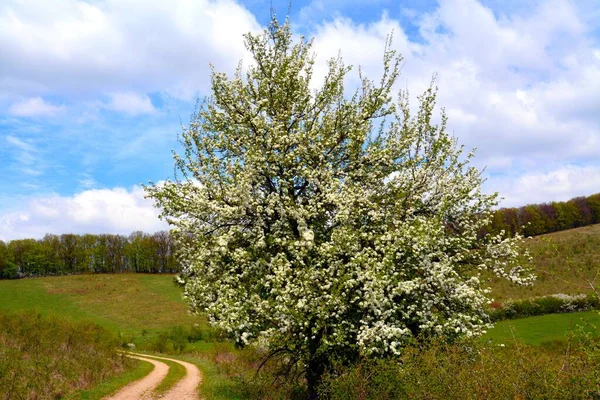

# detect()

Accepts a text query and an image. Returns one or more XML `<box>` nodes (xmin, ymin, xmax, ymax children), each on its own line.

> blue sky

<box><xmin>1</xmin><ymin>0</ymin><xmax>599</xmax><ymax>240</ymax></box>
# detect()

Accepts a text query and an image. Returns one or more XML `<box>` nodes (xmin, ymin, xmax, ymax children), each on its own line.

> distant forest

<box><xmin>1</xmin><ymin>192</ymin><xmax>599</xmax><ymax>279</ymax></box>
<box><xmin>0</xmin><ymin>231</ymin><xmax>177</xmax><ymax>279</ymax></box>
<box><xmin>485</xmin><ymin>192</ymin><xmax>600</xmax><ymax>238</ymax></box>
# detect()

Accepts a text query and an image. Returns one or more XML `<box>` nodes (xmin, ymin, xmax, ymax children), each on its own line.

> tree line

<box><xmin>485</xmin><ymin>192</ymin><xmax>600</xmax><ymax>237</ymax></box>
<box><xmin>2</xmin><ymin>192</ymin><xmax>598</xmax><ymax>280</ymax></box>
<box><xmin>0</xmin><ymin>231</ymin><xmax>178</xmax><ymax>279</ymax></box>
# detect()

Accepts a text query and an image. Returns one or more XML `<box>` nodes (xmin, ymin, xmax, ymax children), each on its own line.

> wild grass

<box><xmin>321</xmin><ymin>336</ymin><xmax>600</xmax><ymax>399</ymax></box>
<box><xmin>489</xmin><ymin>223</ymin><xmax>600</xmax><ymax>301</ymax></box>
<box><xmin>0</xmin><ymin>311</ymin><xmax>129</xmax><ymax>399</ymax></box>
<box><xmin>68</xmin><ymin>357</ymin><xmax>154</xmax><ymax>400</ymax></box>
<box><xmin>0</xmin><ymin>274</ymin><xmax>213</xmax><ymax>344</ymax></box>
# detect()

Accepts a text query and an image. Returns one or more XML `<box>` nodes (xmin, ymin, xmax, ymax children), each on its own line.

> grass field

<box><xmin>483</xmin><ymin>310</ymin><xmax>600</xmax><ymax>345</ymax></box>
<box><xmin>1</xmin><ymin>224</ymin><xmax>599</xmax><ymax>397</ymax></box>
<box><xmin>0</xmin><ymin>274</ymin><xmax>205</xmax><ymax>334</ymax></box>
<box><xmin>0</xmin><ymin>274</ymin><xmax>238</xmax><ymax>399</ymax></box>
<box><xmin>489</xmin><ymin>223</ymin><xmax>600</xmax><ymax>301</ymax></box>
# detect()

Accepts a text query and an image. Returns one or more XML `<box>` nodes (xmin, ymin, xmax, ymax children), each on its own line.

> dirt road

<box><xmin>105</xmin><ymin>353</ymin><xmax>202</xmax><ymax>400</ymax></box>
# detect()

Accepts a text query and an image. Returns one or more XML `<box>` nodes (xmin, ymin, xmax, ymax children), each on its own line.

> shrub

<box><xmin>0</xmin><ymin>262</ymin><xmax>19</xmax><ymax>279</ymax></box>
<box><xmin>188</xmin><ymin>324</ymin><xmax>204</xmax><ymax>342</ymax></box>
<box><xmin>489</xmin><ymin>293</ymin><xmax>599</xmax><ymax>321</ymax></box>
<box><xmin>151</xmin><ymin>330</ymin><xmax>173</xmax><ymax>353</ymax></box>
<box><xmin>170</xmin><ymin>326</ymin><xmax>188</xmax><ymax>354</ymax></box>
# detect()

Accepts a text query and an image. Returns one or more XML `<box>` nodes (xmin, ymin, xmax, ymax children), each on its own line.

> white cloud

<box><xmin>308</xmin><ymin>0</ymin><xmax>600</xmax><ymax>204</ymax></box>
<box><xmin>0</xmin><ymin>0</ymin><xmax>599</xmax><ymax>215</ymax></box>
<box><xmin>0</xmin><ymin>0</ymin><xmax>261</xmax><ymax>101</ymax></box>
<box><xmin>106</xmin><ymin>92</ymin><xmax>156</xmax><ymax>115</ymax></box>
<box><xmin>7</xmin><ymin>97</ymin><xmax>65</xmax><ymax>117</ymax></box>
<box><xmin>487</xmin><ymin>165</ymin><xmax>600</xmax><ymax>207</ymax></box>
<box><xmin>0</xmin><ymin>186</ymin><xmax>168</xmax><ymax>241</ymax></box>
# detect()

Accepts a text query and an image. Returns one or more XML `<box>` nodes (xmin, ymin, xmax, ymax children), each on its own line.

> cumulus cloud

<box><xmin>488</xmin><ymin>165</ymin><xmax>600</xmax><ymax>207</ymax></box>
<box><xmin>7</xmin><ymin>97</ymin><xmax>66</xmax><ymax>117</ymax></box>
<box><xmin>0</xmin><ymin>186</ymin><xmax>168</xmax><ymax>241</ymax></box>
<box><xmin>308</xmin><ymin>0</ymin><xmax>600</xmax><ymax>200</ymax></box>
<box><xmin>0</xmin><ymin>0</ymin><xmax>599</xmax><ymax>227</ymax></box>
<box><xmin>0</xmin><ymin>0</ymin><xmax>261</xmax><ymax>102</ymax></box>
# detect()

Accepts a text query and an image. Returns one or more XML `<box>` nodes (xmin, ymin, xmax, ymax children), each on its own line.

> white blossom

<box><xmin>145</xmin><ymin>18</ymin><xmax>533</xmax><ymax>383</ymax></box>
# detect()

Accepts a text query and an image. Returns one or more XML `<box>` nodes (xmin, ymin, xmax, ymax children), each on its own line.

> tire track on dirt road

<box><xmin>105</xmin><ymin>353</ymin><xmax>202</xmax><ymax>400</ymax></box>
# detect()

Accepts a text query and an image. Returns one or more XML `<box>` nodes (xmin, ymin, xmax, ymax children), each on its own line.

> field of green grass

<box><xmin>483</xmin><ymin>310</ymin><xmax>600</xmax><ymax>345</ymax></box>
<box><xmin>489</xmin><ymin>223</ymin><xmax>600</xmax><ymax>301</ymax></box>
<box><xmin>0</xmin><ymin>274</ymin><xmax>243</xmax><ymax>399</ymax></box>
<box><xmin>1</xmin><ymin>224</ymin><xmax>599</xmax><ymax>398</ymax></box>
<box><xmin>0</xmin><ymin>274</ymin><xmax>205</xmax><ymax>334</ymax></box>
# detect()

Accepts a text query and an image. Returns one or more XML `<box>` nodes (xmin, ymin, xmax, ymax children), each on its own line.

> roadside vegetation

<box><xmin>321</xmin><ymin>334</ymin><xmax>600</xmax><ymax>399</ymax></box>
<box><xmin>1</xmin><ymin>220</ymin><xmax>600</xmax><ymax>398</ymax></box>
<box><xmin>67</xmin><ymin>358</ymin><xmax>153</xmax><ymax>400</ymax></box>
<box><xmin>0</xmin><ymin>311</ymin><xmax>129</xmax><ymax>399</ymax></box>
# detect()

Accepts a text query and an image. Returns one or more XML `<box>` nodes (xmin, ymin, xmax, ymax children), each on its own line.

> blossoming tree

<box><xmin>146</xmin><ymin>18</ymin><xmax>533</xmax><ymax>397</ymax></box>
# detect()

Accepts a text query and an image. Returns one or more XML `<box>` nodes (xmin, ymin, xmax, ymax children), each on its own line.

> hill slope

<box><xmin>0</xmin><ymin>274</ymin><xmax>204</xmax><ymax>334</ymax></box>
<box><xmin>489</xmin><ymin>223</ymin><xmax>600</xmax><ymax>301</ymax></box>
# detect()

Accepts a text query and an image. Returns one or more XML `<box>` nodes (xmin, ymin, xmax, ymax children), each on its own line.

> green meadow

<box><xmin>484</xmin><ymin>310</ymin><xmax>600</xmax><ymax>345</ymax></box>
<box><xmin>0</xmin><ymin>274</ymin><xmax>205</xmax><ymax>334</ymax></box>
<box><xmin>1</xmin><ymin>224</ymin><xmax>600</xmax><ymax>398</ymax></box>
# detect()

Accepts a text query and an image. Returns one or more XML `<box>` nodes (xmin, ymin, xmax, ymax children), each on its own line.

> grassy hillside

<box><xmin>0</xmin><ymin>274</ymin><xmax>232</xmax><ymax>398</ymax></box>
<box><xmin>0</xmin><ymin>224</ymin><xmax>598</xmax><ymax>398</ymax></box>
<box><xmin>0</xmin><ymin>274</ymin><xmax>204</xmax><ymax>334</ymax></box>
<box><xmin>0</xmin><ymin>250</ymin><xmax>598</xmax><ymax>399</ymax></box>
<box><xmin>489</xmin><ymin>223</ymin><xmax>600</xmax><ymax>301</ymax></box>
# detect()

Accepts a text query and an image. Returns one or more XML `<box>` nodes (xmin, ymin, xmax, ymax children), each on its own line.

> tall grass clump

<box><xmin>320</xmin><ymin>336</ymin><xmax>600</xmax><ymax>399</ymax></box>
<box><xmin>0</xmin><ymin>311</ymin><xmax>130</xmax><ymax>399</ymax></box>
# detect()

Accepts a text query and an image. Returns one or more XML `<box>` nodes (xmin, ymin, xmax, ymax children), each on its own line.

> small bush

<box><xmin>151</xmin><ymin>330</ymin><xmax>173</xmax><ymax>353</ymax></box>
<box><xmin>170</xmin><ymin>326</ymin><xmax>188</xmax><ymax>354</ymax></box>
<box><xmin>1</xmin><ymin>262</ymin><xmax>19</xmax><ymax>279</ymax></box>
<box><xmin>188</xmin><ymin>324</ymin><xmax>204</xmax><ymax>342</ymax></box>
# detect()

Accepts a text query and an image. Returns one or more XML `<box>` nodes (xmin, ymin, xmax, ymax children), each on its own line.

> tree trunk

<box><xmin>306</xmin><ymin>355</ymin><xmax>326</xmax><ymax>400</ymax></box>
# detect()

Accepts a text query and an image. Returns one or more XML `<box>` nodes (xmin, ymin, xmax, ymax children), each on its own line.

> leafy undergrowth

<box><xmin>147</xmin><ymin>319</ymin><xmax>600</xmax><ymax>400</ymax></box>
<box><xmin>322</xmin><ymin>334</ymin><xmax>600</xmax><ymax>399</ymax></box>
<box><xmin>0</xmin><ymin>311</ymin><xmax>131</xmax><ymax>399</ymax></box>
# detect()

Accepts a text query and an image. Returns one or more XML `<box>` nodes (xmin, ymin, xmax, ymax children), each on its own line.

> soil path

<box><xmin>144</xmin><ymin>354</ymin><xmax>202</xmax><ymax>400</ymax></box>
<box><xmin>105</xmin><ymin>355</ymin><xmax>169</xmax><ymax>400</ymax></box>
<box><xmin>104</xmin><ymin>353</ymin><xmax>202</xmax><ymax>400</ymax></box>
